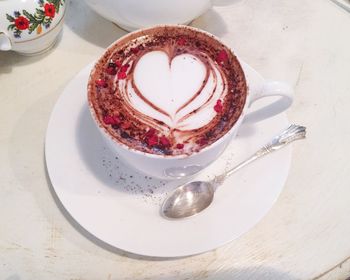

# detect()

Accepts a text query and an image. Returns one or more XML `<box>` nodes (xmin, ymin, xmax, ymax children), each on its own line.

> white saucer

<box><xmin>45</xmin><ymin>62</ymin><xmax>291</xmax><ymax>258</ymax></box>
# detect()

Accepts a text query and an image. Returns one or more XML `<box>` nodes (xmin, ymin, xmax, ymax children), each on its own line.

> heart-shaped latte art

<box><xmin>134</xmin><ymin>51</ymin><xmax>206</xmax><ymax>117</ymax></box>
<box><xmin>120</xmin><ymin>50</ymin><xmax>226</xmax><ymax>131</ymax></box>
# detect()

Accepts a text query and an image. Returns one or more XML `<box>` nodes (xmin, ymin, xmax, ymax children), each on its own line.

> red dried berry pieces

<box><xmin>214</xmin><ymin>99</ymin><xmax>223</xmax><ymax>113</ymax></box>
<box><xmin>115</xmin><ymin>61</ymin><xmax>122</xmax><ymax>68</ymax></box>
<box><xmin>145</xmin><ymin>128</ymin><xmax>156</xmax><ymax>137</ymax></box>
<box><xmin>144</xmin><ymin>128</ymin><xmax>160</xmax><ymax>147</ymax></box>
<box><xmin>120</xmin><ymin>64</ymin><xmax>130</xmax><ymax>73</ymax></box>
<box><xmin>196</xmin><ymin>138</ymin><xmax>208</xmax><ymax>146</ymax></box>
<box><xmin>121</xmin><ymin>121</ymin><xmax>131</xmax><ymax>130</ymax></box>
<box><xmin>131</xmin><ymin>47</ymin><xmax>139</xmax><ymax>54</ymax></box>
<box><xmin>177</xmin><ymin>37</ymin><xmax>187</xmax><ymax>46</ymax></box>
<box><xmin>103</xmin><ymin>116</ymin><xmax>114</xmax><ymax>125</ymax></box>
<box><xmin>146</xmin><ymin>134</ymin><xmax>159</xmax><ymax>147</ymax></box>
<box><xmin>118</xmin><ymin>72</ymin><xmax>127</xmax><ymax>80</ymax></box>
<box><xmin>117</xmin><ymin>63</ymin><xmax>130</xmax><ymax>80</ymax></box>
<box><xmin>103</xmin><ymin>115</ymin><xmax>121</xmax><ymax>125</ymax></box>
<box><xmin>160</xmin><ymin>135</ymin><xmax>171</xmax><ymax>147</ymax></box>
<box><xmin>176</xmin><ymin>143</ymin><xmax>184</xmax><ymax>149</ymax></box>
<box><xmin>96</xmin><ymin>79</ymin><xmax>107</xmax><ymax>88</ymax></box>
<box><xmin>216</xmin><ymin>50</ymin><xmax>228</xmax><ymax>64</ymax></box>
<box><xmin>106</xmin><ymin>67</ymin><xmax>117</xmax><ymax>75</ymax></box>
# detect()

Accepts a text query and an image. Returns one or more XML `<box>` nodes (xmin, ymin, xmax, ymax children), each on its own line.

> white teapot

<box><xmin>0</xmin><ymin>0</ymin><xmax>67</xmax><ymax>55</ymax></box>
<box><xmin>83</xmin><ymin>0</ymin><xmax>237</xmax><ymax>31</ymax></box>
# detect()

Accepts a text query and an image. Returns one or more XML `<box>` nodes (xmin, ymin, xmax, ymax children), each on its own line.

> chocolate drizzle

<box><xmin>88</xmin><ymin>26</ymin><xmax>247</xmax><ymax>156</ymax></box>
<box><xmin>175</xmin><ymin>56</ymin><xmax>212</xmax><ymax>115</ymax></box>
<box><xmin>130</xmin><ymin>76</ymin><xmax>170</xmax><ymax>119</ymax></box>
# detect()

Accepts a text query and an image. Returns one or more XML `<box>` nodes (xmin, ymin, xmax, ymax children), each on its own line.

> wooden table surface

<box><xmin>1</xmin><ymin>0</ymin><xmax>350</xmax><ymax>279</ymax></box>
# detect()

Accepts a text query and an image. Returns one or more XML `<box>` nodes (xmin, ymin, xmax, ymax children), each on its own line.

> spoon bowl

<box><xmin>161</xmin><ymin>181</ymin><xmax>215</xmax><ymax>219</ymax></box>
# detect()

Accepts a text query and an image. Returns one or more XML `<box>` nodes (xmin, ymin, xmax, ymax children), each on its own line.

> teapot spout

<box><xmin>0</xmin><ymin>32</ymin><xmax>12</xmax><ymax>51</ymax></box>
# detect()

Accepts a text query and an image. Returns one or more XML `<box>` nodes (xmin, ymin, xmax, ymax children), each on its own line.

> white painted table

<box><xmin>1</xmin><ymin>0</ymin><xmax>350</xmax><ymax>279</ymax></box>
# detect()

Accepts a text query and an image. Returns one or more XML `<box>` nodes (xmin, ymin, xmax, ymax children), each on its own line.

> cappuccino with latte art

<box><xmin>88</xmin><ymin>26</ymin><xmax>247</xmax><ymax>156</ymax></box>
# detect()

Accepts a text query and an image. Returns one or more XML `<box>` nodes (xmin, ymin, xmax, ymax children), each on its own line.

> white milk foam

<box><xmin>122</xmin><ymin>50</ymin><xmax>226</xmax><ymax>131</ymax></box>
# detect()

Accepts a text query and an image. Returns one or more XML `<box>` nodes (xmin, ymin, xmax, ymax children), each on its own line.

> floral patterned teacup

<box><xmin>0</xmin><ymin>0</ymin><xmax>67</xmax><ymax>55</ymax></box>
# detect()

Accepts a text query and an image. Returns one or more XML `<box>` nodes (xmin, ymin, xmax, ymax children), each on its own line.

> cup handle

<box><xmin>244</xmin><ymin>80</ymin><xmax>293</xmax><ymax>123</ymax></box>
<box><xmin>0</xmin><ymin>32</ymin><xmax>12</xmax><ymax>51</ymax></box>
<box><xmin>211</xmin><ymin>0</ymin><xmax>238</xmax><ymax>6</ymax></box>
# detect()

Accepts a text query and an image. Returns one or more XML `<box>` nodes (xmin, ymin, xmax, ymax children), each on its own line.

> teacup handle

<box><xmin>0</xmin><ymin>32</ymin><xmax>12</xmax><ymax>51</ymax></box>
<box><xmin>244</xmin><ymin>80</ymin><xmax>293</xmax><ymax>123</ymax></box>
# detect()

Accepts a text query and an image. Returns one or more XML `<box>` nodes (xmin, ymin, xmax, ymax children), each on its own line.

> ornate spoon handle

<box><xmin>214</xmin><ymin>125</ymin><xmax>306</xmax><ymax>186</ymax></box>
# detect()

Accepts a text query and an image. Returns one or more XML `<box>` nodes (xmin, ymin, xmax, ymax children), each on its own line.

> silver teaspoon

<box><xmin>161</xmin><ymin>124</ymin><xmax>306</xmax><ymax>219</ymax></box>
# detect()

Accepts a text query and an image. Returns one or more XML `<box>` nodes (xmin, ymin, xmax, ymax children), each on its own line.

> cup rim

<box><xmin>87</xmin><ymin>24</ymin><xmax>249</xmax><ymax>160</ymax></box>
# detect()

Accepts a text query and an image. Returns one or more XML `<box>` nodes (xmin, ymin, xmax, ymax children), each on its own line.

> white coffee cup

<box><xmin>83</xmin><ymin>0</ymin><xmax>237</xmax><ymax>31</ymax></box>
<box><xmin>88</xmin><ymin>25</ymin><xmax>293</xmax><ymax>180</ymax></box>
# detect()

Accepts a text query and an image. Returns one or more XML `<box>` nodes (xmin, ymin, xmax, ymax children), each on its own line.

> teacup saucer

<box><xmin>45</xmin><ymin>62</ymin><xmax>291</xmax><ymax>258</ymax></box>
